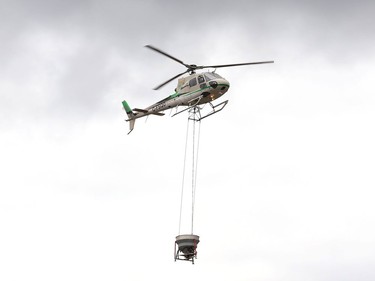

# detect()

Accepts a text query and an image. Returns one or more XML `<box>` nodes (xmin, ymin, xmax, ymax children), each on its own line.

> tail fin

<box><xmin>122</xmin><ymin>100</ymin><xmax>135</xmax><ymax>134</ymax></box>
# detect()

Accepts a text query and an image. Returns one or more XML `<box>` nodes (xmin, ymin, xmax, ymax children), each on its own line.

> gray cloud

<box><xmin>1</xmin><ymin>0</ymin><xmax>374</xmax><ymax>147</ymax></box>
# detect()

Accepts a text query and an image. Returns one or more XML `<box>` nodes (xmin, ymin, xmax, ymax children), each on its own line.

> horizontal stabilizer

<box><xmin>133</xmin><ymin>108</ymin><xmax>148</xmax><ymax>113</ymax></box>
<box><xmin>150</xmin><ymin>112</ymin><xmax>165</xmax><ymax>116</ymax></box>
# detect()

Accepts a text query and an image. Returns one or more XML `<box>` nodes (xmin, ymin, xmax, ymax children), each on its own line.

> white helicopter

<box><xmin>122</xmin><ymin>45</ymin><xmax>273</xmax><ymax>134</ymax></box>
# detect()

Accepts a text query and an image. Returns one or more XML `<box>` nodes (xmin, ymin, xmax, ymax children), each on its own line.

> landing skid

<box><xmin>199</xmin><ymin>100</ymin><xmax>228</xmax><ymax>121</ymax></box>
<box><xmin>172</xmin><ymin>99</ymin><xmax>228</xmax><ymax>121</ymax></box>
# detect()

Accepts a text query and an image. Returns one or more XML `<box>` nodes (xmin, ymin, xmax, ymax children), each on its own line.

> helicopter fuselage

<box><xmin>130</xmin><ymin>71</ymin><xmax>230</xmax><ymax>120</ymax></box>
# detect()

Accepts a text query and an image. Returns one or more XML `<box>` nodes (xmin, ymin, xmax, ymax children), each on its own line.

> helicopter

<box><xmin>122</xmin><ymin>45</ymin><xmax>274</xmax><ymax>134</ymax></box>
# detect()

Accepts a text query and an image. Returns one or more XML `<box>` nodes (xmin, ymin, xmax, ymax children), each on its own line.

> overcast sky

<box><xmin>1</xmin><ymin>0</ymin><xmax>375</xmax><ymax>280</ymax></box>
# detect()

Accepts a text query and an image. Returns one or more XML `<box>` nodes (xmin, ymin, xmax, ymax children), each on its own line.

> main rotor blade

<box><xmin>145</xmin><ymin>45</ymin><xmax>189</xmax><ymax>68</ymax></box>
<box><xmin>153</xmin><ymin>70</ymin><xmax>189</xmax><ymax>90</ymax></box>
<box><xmin>200</xmin><ymin>61</ymin><xmax>274</xmax><ymax>69</ymax></box>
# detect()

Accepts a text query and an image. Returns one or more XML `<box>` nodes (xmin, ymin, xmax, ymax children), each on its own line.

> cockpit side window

<box><xmin>198</xmin><ymin>75</ymin><xmax>205</xmax><ymax>84</ymax></box>
<box><xmin>189</xmin><ymin>77</ymin><xmax>197</xmax><ymax>87</ymax></box>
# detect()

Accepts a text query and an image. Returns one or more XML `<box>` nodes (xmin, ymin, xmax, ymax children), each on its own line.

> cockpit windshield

<box><xmin>204</xmin><ymin>72</ymin><xmax>223</xmax><ymax>81</ymax></box>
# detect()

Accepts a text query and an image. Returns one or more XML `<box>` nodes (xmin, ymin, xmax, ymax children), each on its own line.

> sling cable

<box><xmin>174</xmin><ymin>106</ymin><xmax>202</xmax><ymax>264</ymax></box>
